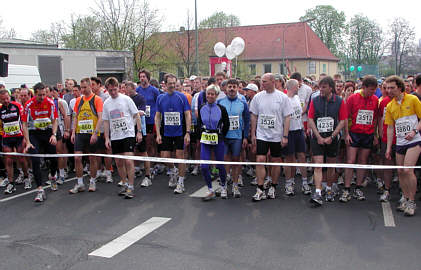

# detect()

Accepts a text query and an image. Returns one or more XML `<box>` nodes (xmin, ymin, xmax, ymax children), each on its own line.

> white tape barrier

<box><xmin>1</xmin><ymin>151</ymin><xmax>418</xmax><ymax>170</ymax></box>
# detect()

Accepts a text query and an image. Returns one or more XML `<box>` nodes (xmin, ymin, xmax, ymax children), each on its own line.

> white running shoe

<box><xmin>263</xmin><ymin>177</ymin><xmax>272</xmax><ymax>190</ymax></box>
<box><xmin>174</xmin><ymin>183</ymin><xmax>185</xmax><ymax>194</ymax></box>
<box><xmin>168</xmin><ymin>175</ymin><xmax>177</xmax><ymax>188</ymax></box>
<box><xmin>252</xmin><ymin>187</ymin><xmax>267</xmax><ymax>201</ymax></box>
<box><xmin>232</xmin><ymin>185</ymin><xmax>241</xmax><ymax>198</ymax></box>
<box><xmin>284</xmin><ymin>183</ymin><xmax>295</xmax><ymax>196</ymax></box>
<box><xmin>0</xmin><ymin>178</ymin><xmax>9</xmax><ymax>187</ymax></box>
<box><xmin>267</xmin><ymin>186</ymin><xmax>276</xmax><ymax>199</ymax></box>
<box><xmin>250</xmin><ymin>177</ymin><xmax>258</xmax><ymax>186</ymax></box>
<box><xmin>191</xmin><ymin>165</ymin><xmax>199</xmax><ymax>176</ymax></box>
<box><xmin>337</xmin><ymin>174</ymin><xmax>344</xmax><ymax>185</ymax></box>
<box><xmin>220</xmin><ymin>186</ymin><xmax>228</xmax><ymax>199</ymax></box>
<box><xmin>15</xmin><ymin>173</ymin><xmax>24</xmax><ymax>184</ymax></box>
<box><xmin>105</xmin><ymin>173</ymin><xmax>113</xmax><ymax>183</ymax></box>
<box><xmin>237</xmin><ymin>175</ymin><xmax>244</xmax><ymax>187</ymax></box>
<box><xmin>141</xmin><ymin>176</ymin><xmax>152</xmax><ymax>187</ymax></box>
<box><xmin>24</xmin><ymin>178</ymin><xmax>32</xmax><ymax>190</ymax></box>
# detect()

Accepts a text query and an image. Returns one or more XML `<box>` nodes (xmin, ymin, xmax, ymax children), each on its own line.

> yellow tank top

<box><xmin>76</xmin><ymin>96</ymin><xmax>99</xmax><ymax>135</ymax></box>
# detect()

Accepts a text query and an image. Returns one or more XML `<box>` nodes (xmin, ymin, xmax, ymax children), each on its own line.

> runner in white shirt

<box><xmin>101</xmin><ymin>77</ymin><xmax>143</xmax><ymax>199</ymax></box>
<box><xmin>249</xmin><ymin>73</ymin><xmax>293</xmax><ymax>201</ymax></box>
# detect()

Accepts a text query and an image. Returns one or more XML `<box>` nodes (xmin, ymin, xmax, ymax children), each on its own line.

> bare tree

<box><xmin>0</xmin><ymin>17</ymin><xmax>16</xmax><ymax>39</ymax></box>
<box><xmin>173</xmin><ymin>10</ymin><xmax>195</xmax><ymax>77</ymax></box>
<box><xmin>389</xmin><ymin>17</ymin><xmax>415</xmax><ymax>76</ymax></box>
<box><xmin>31</xmin><ymin>21</ymin><xmax>67</xmax><ymax>46</ymax></box>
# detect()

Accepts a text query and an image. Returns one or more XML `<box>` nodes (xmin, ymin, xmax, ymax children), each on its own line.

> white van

<box><xmin>0</xmin><ymin>64</ymin><xmax>41</xmax><ymax>89</ymax></box>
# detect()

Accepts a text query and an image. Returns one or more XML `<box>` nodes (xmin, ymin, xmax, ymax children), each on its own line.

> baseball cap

<box><xmin>243</xmin><ymin>83</ymin><xmax>258</xmax><ymax>92</ymax></box>
<box><xmin>189</xmin><ymin>75</ymin><xmax>197</xmax><ymax>81</ymax></box>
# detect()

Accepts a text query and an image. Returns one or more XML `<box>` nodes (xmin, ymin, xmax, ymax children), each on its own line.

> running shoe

<box><xmin>141</xmin><ymin>176</ymin><xmax>152</xmax><ymax>187</ymax></box>
<box><xmin>267</xmin><ymin>186</ymin><xmax>276</xmax><ymax>199</ymax></box>
<box><xmin>0</xmin><ymin>178</ymin><xmax>9</xmax><ymax>188</ymax></box>
<box><xmin>4</xmin><ymin>183</ymin><xmax>16</xmax><ymax>194</ymax></box>
<box><xmin>404</xmin><ymin>200</ymin><xmax>416</xmax><ymax>216</ymax></box>
<box><xmin>118</xmin><ymin>186</ymin><xmax>127</xmax><ymax>196</ymax></box>
<box><xmin>125</xmin><ymin>188</ymin><xmax>134</xmax><ymax>199</ymax></box>
<box><xmin>337</xmin><ymin>174</ymin><xmax>344</xmax><ymax>185</ymax></box>
<box><xmin>202</xmin><ymin>190</ymin><xmax>215</xmax><ymax>201</ymax></box>
<box><xmin>252</xmin><ymin>187</ymin><xmax>267</xmax><ymax>201</ymax></box>
<box><xmin>295</xmin><ymin>168</ymin><xmax>302</xmax><ymax>176</ymax></box>
<box><xmin>50</xmin><ymin>180</ymin><xmax>58</xmax><ymax>191</ymax></box>
<box><xmin>191</xmin><ymin>165</ymin><xmax>199</xmax><ymax>176</ymax></box>
<box><xmin>174</xmin><ymin>183</ymin><xmax>185</xmax><ymax>194</ymax></box>
<box><xmin>69</xmin><ymin>183</ymin><xmax>85</xmax><ymax>194</ymax></box>
<box><xmin>376</xmin><ymin>178</ymin><xmax>384</xmax><ymax>194</ymax></box>
<box><xmin>397</xmin><ymin>197</ymin><xmax>407</xmax><ymax>212</ymax></box>
<box><xmin>285</xmin><ymin>183</ymin><xmax>295</xmax><ymax>196</ymax></box>
<box><xmin>232</xmin><ymin>185</ymin><xmax>241</xmax><ymax>198</ymax></box>
<box><xmin>118</xmin><ymin>180</ymin><xmax>124</xmax><ymax>187</ymax></box>
<box><xmin>263</xmin><ymin>177</ymin><xmax>272</xmax><ymax>190</ymax></box>
<box><xmin>246</xmin><ymin>167</ymin><xmax>255</xmax><ymax>178</ymax></box>
<box><xmin>310</xmin><ymin>192</ymin><xmax>323</xmax><ymax>206</ymax></box>
<box><xmin>168</xmin><ymin>175</ymin><xmax>177</xmax><ymax>188</ymax></box>
<box><xmin>34</xmin><ymin>190</ymin><xmax>46</xmax><ymax>202</ymax></box>
<box><xmin>332</xmin><ymin>183</ymin><xmax>340</xmax><ymax>196</ymax></box>
<box><xmin>339</xmin><ymin>190</ymin><xmax>351</xmax><ymax>202</ymax></box>
<box><xmin>105</xmin><ymin>173</ymin><xmax>113</xmax><ymax>183</ymax></box>
<box><xmin>325</xmin><ymin>190</ymin><xmax>335</xmax><ymax>202</ymax></box>
<box><xmin>301</xmin><ymin>183</ymin><xmax>311</xmax><ymax>195</ymax></box>
<box><xmin>353</xmin><ymin>188</ymin><xmax>366</xmax><ymax>201</ymax></box>
<box><xmin>250</xmin><ymin>177</ymin><xmax>258</xmax><ymax>186</ymax></box>
<box><xmin>57</xmin><ymin>176</ymin><xmax>65</xmax><ymax>185</ymax></box>
<box><xmin>24</xmin><ymin>178</ymin><xmax>32</xmax><ymax>190</ymax></box>
<box><xmin>15</xmin><ymin>173</ymin><xmax>24</xmax><ymax>185</ymax></box>
<box><xmin>238</xmin><ymin>175</ymin><xmax>244</xmax><ymax>187</ymax></box>
<box><xmin>379</xmin><ymin>190</ymin><xmax>390</xmax><ymax>202</ymax></box>
<box><xmin>88</xmin><ymin>181</ymin><xmax>96</xmax><ymax>192</ymax></box>
<box><xmin>220</xmin><ymin>186</ymin><xmax>228</xmax><ymax>199</ymax></box>
<box><xmin>307</xmin><ymin>175</ymin><xmax>314</xmax><ymax>186</ymax></box>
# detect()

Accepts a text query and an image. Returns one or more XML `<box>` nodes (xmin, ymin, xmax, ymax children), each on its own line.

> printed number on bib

<box><xmin>229</xmin><ymin>116</ymin><xmax>240</xmax><ymax>131</ymax></box>
<box><xmin>145</xmin><ymin>106</ymin><xmax>151</xmax><ymax>118</ymax></box>
<box><xmin>356</xmin><ymin>110</ymin><xmax>373</xmax><ymax>125</ymax></box>
<box><xmin>164</xmin><ymin>112</ymin><xmax>181</xmax><ymax>126</ymax></box>
<box><xmin>78</xmin><ymin>119</ymin><xmax>93</xmax><ymax>134</ymax></box>
<box><xmin>34</xmin><ymin>118</ymin><xmax>51</xmax><ymax>130</ymax></box>
<box><xmin>317</xmin><ymin>117</ymin><xmax>334</xmax><ymax>133</ymax></box>
<box><xmin>3</xmin><ymin>121</ymin><xmax>21</xmax><ymax>135</ymax></box>
<box><xmin>259</xmin><ymin>115</ymin><xmax>275</xmax><ymax>129</ymax></box>
<box><xmin>111</xmin><ymin>117</ymin><xmax>128</xmax><ymax>132</ymax></box>
<box><xmin>293</xmin><ymin>106</ymin><xmax>301</xmax><ymax>120</ymax></box>
<box><xmin>395</xmin><ymin>120</ymin><xmax>412</xmax><ymax>137</ymax></box>
<box><xmin>200</xmin><ymin>132</ymin><xmax>218</xmax><ymax>145</ymax></box>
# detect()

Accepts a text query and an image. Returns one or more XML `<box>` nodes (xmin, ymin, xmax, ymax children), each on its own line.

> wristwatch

<box><xmin>283</xmin><ymin>135</ymin><xmax>288</xmax><ymax>139</ymax></box>
<box><xmin>413</xmin><ymin>129</ymin><xmax>419</xmax><ymax>134</ymax></box>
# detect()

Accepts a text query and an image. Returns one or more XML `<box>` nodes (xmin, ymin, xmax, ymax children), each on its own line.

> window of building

<box><xmin>264</xmin><ymin>64</ymin><xmax>272</xmax><ymax>73</ymax></box>
<box><xmin>249</xmin><ymin>64</ymin><xmax>256</xmax><ymax>75</ymax></box>
<box><xmin>307</xmin><ymin>61</ymin><xmax>316</xmax><ymax>74</ymax></box>
<box><xmin>280</xmin><ymin>63</ymin><xmax>286</xmax><ymax>75</ymax></box>
<box><xmin>323</xmin><ymin>63</ymin><xmax>327</xmax><ymax>73</ymax></box>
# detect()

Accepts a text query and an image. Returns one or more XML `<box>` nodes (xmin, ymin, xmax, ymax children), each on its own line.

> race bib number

<box><xmin>229</xmin><ymin>116</ymin><xmax>240</xmax><ymax>131</ymax></box>
<box><xmin>111</xmin><ymin>117</ymin><xmax>128</xmax><ymax>133</ymax></box>
<box><xmin>356</xmin><ymin>110</ymin><xmax>374</xmax><ymax>125</ymax></box>
<box><xmin>78</xmin><ymin>119</ymin><xmax>93</xmax><ymax>134</ymax></box>
<box><xmin>292</xmin><ymin>106</ymin><xmax>302</xmax><ymax>120</ymax></box>
<box><xmin>317</xmin><ymin>117</ymin><xmax>334</xmax><ymax>133</ymax></box>
<box><xmin>34</xmin><ymin>118</ymin><xmax>51</xmax><ymax>130</ymax></box>
<box><xmin>200</xmin><ymin>132</ymin><xmax>218</xmax><ymax>145</ymax></box>
<box><xmin>395</xmin><ymin>120</ymin><xmax>412</xmax><ymax>137</ymax></box>
<box><xmin>145</xmin><ymin>106</ymin><xmax>151</xmax><ymax>118</ymax></box>
<box><xmin>164</xmin><ymin>112</ymin><xmax>181</xmax><ymax>126</ymax></box>
<box><xmin>3</xmin><ymin>121</ymin><xmax>21</xmax><ymax>135</ymax></box>
<box><xmin>259</xmin><ymin>114</ymin><xmax>275</xmax><ymax>129</ymax></box>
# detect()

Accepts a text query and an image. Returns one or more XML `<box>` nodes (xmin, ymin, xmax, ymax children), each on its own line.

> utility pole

<box><xmin>194</xmin><ymin>0</ymin><xmax>199</xmax><ymax>75</ymax></box>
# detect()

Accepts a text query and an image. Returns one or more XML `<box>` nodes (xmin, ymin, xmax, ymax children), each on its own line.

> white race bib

<box><xmin>78</xmin><ymin>119</ymin><xmax>93</xmax><ymax>134</ymax></box>
<box><xmin>259</xmin><ymin>114</ymin><xmax>275</xmax><ymax>129</ymax></box>
<box><xmin>111</xmin><ymin>117</ymin><xmax>128</xmax><ymax>133</ymax></box>
<box><xmin>164</xmin><ymin>112</ymin><xmax>181</xmax><ymax>126</ymax></box>
<box><xmin>292</xmin><ymin>106</ymin><xmax>302</xmax><ymax>120</ymax></box>
<box><xmin>3</xmin><ymin>121</ymin><xmax>21</xmax><ymax>135</ymax></box>
<box><xmin>317</xmin><ymin>117</ymin><xmax>334</xmax><ymax>133</ymax></box>
<box><xmin>395</xmin><ymin>119</ymin><xmax>412</xmax><ymax>137</ymax></box>
<box><xmin>229</xmin><ymin>116</ymin><xmax>240</xmax><ymax>131</ymax></box>
<box><xmin>34</xmin><ymin>118</ymin><xmax>52</xmax><ymax>130</ymax></box>
<box><xmin>356</xmin><ymin>109</ymin><xmax>374</xmax><ymax>125</ymax></box>
<box><xmin>200</xmin><ymin>132</ymin><xmax>218</xmax><ymax>145</ymax></box>
<box><xmin>145</xmin><ymin>105</ymin><xmax>151</xmax><ymax>118</ymax></box>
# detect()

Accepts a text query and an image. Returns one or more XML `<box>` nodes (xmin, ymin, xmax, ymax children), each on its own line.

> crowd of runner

<box><xmin>0</xmin><ymin>70</ymin><xmax>420</xmax><ymax>216</ymax></box>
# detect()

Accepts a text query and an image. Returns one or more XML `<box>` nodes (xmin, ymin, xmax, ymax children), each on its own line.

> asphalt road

<box><xmin>0</xmin><ymin>169</ymin><xmax>420</xmax><ymax>270</ymax></box>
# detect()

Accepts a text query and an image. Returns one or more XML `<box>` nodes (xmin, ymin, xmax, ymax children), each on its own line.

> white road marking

<box><xmin>89</xmin><ymin>217</ymin><xmax>171</xmax><ymax>258</ymax></box>
<box><xmin>189</xmin><ymin>180</ymin><xmax>218</xmax><ymax>197</ymax></box>
<box><xmin>0</xmin><ymin>175</ymin><xmax>86</xmax><ymax>203</ymax></box>
<box><xmin>382</xmin><ymin>202</ymin><xmax>396</xmax><ymax>227</ymax></box>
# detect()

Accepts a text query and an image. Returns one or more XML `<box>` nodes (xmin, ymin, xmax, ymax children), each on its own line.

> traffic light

<box><xmin>350</xmin><ymin>66</ymin><xmax>355</xmax><ymax>71</ymax></box>
<box><xmin>357</xmin><ymin>66</ymin><xmax>362</xmax><ymax>72</ymax></box>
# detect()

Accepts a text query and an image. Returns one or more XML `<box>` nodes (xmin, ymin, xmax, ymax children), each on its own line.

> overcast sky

<box><xmin>1</xmin><ymin>0</ymin><xmax>420</xmax><ymax>42</ymax></box>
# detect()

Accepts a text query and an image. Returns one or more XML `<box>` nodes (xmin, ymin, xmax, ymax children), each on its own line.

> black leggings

<box><xmin>28</xmin><ymin>130</ymin><xmax>58</xmax><ymax>187</ymax></box>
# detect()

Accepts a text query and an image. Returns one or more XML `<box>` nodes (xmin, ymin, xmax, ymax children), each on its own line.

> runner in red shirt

<box><xmin>0</xmin><ymin>89</ymin><xmax>30</xmax><ymax>194</ymax></box>
<box><xmin>22</xmin><ymin>82</ymin><xmax>58</xmax><ymax>203</ymax></box>
<box><xmin>341</xmin><ymin>76</ymin><xmax>379</xmax><ymax>202</ymax></box>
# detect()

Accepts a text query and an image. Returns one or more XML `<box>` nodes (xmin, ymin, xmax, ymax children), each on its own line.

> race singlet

<box><xmin>78</xmin><ymin>119</ymin><xmax>93</xmax><ymax>134</ymax></box>
<box><xmin>258</xmin><ymin>114</ymin><xmax>275</xmax><ymax>129</ymax></box>
<box><xmin>317</xmin><ymin>117</ymin><xmax>334</xmax><ymax>133</ymax></box>
<box><xmin>356</xmin><ymin>110</ymin><xmax>374</xmax><ymax>125</ymax></box>
<box><xmin>164</xmin><ymin>112</ymin><xmax>181</xmax><ymax>126</ymax></box>
<box><xmin>200</xmin><ymin>132</ymin><xmax>218</xmax><ymax>145</ymax></box>
<box><xmin>145</xmin><ymin>106</ymin><xmax>151</xmax><ymax>118</ymax></box>
<box><xmin>3</xmin><ymin>121</ymin><xmax>21</xmax><ymax>135</ymax></box>
<box><xmin>395</xmin><ymin>119</ymin><xmax>412</xmax><ymax>137</ymax></box>
<box><xmin>111</xmin><ymin>117</ymin><xmax>128</xmax><ymax>132</ymax></box>
<box><xmin>34</xmin><ymin>118</ymin><xmax>52</xmax><ymax>130</ymax></box>
<box><xmin>229</xmin><ymin>116</ymin><xmax>240</xmax><ymax>131</ymax></box>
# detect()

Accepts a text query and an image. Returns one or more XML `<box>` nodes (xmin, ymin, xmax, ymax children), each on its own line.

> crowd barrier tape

<box><xmin>0</xmin><ymin>151</ymin><xmax>419</xmax><ymax>170</ymax></box>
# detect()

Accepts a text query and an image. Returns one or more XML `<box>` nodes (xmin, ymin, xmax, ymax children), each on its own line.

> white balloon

<box><xmin>231</xmin><ymin>37</ymin><xmax>245</xmax><ymax>56</ymax></box>
<box><xmin>214</xmin><ymin>42</ymin><xmax>226</xmax><ymax>57</ymax></box>
<box><xmin>225</xmin><ymin>44</ymin><xmax>236</xmax><ymax>60</ymax></box>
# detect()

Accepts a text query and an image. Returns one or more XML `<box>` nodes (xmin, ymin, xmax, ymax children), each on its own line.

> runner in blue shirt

<box><xmin>155</xmin><ymin>73</ymin><xmax>191</xmax><ymax>194</ymax></box>
<box><xmin>217</xmin><ymin>79</ymin><xmax>250</xmax><ymax>198</ymax></box>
